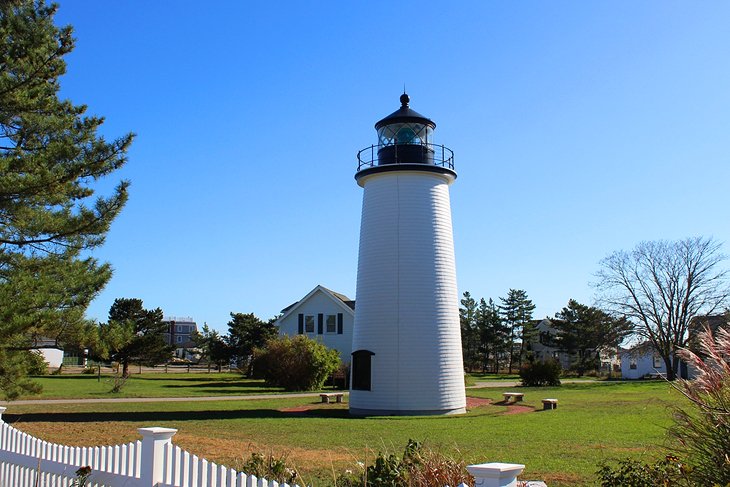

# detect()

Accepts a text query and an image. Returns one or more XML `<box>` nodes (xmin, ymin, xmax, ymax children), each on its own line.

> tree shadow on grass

<box><xmin>163</xmin><ymin>388</ymin><xmax>285</xmax><ymax>395</ymax></box>
<box><xmin>4</xmin><ymin>406</ymin><xmax>352</xmax><ymax>425</ymax></box>
<box><xmin>161</xmin><ymin>381</ymin><xmax>277</xmax><ymax>389</ymax></box>
<box><xmin>133</xmin><ymin>376</ymin><xmax>251</xmax><ymax>383</ymax></box>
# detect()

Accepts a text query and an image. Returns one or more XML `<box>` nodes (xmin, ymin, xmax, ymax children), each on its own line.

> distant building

<box><xmin>30</xmin><ymin>338</ymin><xmax>65</xmax><ymax>369</ymax></box>
<box><xmin>162</xmin><ymin>317</ymin><xmax>199</xmax><ymax>360</ymax></box>
<box><xmin>530</xmin><ymin>319</ymin><xmax>571</xmax><ymax>369</ymax></box>
<box><xmin>529</xmin><ymin>318</ymin><xmax>620</xmax><ymax>374</ymax></box>
<box><xmin>275</xmin><ymin>285</ymin><xmax>355</xmax><ymax>363</ymax></box>
<box><xmin>621</xmin><ymin>314</ymin><xmax>729</xmax><ymax>380</ymax></box>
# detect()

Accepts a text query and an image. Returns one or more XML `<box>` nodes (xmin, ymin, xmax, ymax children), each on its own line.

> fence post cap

<box><xmin>467</xmin><ymin>462</ymin><xmax>525</xmax><ymax>476</ymax></box>
<box><xmin>138</xmin><ymin>427</ymin><xmax>178</xmax><ymax>439</ymax></box>
<box><xmin>0</xmin><ymin>406</ymin><xmax>5</xmax><ymax>419</ymax></box>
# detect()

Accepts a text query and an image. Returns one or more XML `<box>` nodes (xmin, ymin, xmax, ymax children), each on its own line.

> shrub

<box><xmin>335</xmin><ymin>439</ymin><xmax>472</xmax><ymax>487</ymax></box>
<box><xmin>25</xmin><ymin>350</ymin><xmax>49</xmax><ymax>375</ymax></box>
<box><xmin>252</xmin><ymin>335</ymin><xmax>340</xmax><ymax>391</ymax></box>
<box><xmin>596</xmin><ymin>455</ymin><xmax>687</xmax><ymax>486</ymax></box>
<box><xmin>519</xmin><ymin>359</ymin><xmax>561</xmax><ymax>387</ymax></box>
<box><xmin>239</xmin><ymin>452</ymin><xmax>298</xmax><ymax>485</ymax></box>
<box><xmin>670</xmin><ymin>325</ymin><xmax>730</xmax><ymax>485</ymax></box>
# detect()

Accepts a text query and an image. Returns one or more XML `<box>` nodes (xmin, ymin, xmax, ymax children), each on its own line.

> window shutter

<box><xmin>317</xmin><ymin>314</ymin><xmax>324</xmax><ymax>334</ymax></box>
<box><xmin>337</xmin><ymin>313</ymin><xmax>343</xmax><ymax>334</ymax></box>
<box><xmin>298</xmin><ymin>314</ymin><xmax>304</xmax><ymax>334</ymax></box>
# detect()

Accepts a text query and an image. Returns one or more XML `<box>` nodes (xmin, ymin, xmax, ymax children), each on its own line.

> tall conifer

<box><xmin>0</xmin><ymin>1</ymin><xmax>132</xmax><ymax>398</ymax></box>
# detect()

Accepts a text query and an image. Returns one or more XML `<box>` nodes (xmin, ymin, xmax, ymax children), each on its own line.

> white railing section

<box><xmin>0</xmin><ymin>406</ymin><xmax>527</xmax><ymax>487</ymax></box>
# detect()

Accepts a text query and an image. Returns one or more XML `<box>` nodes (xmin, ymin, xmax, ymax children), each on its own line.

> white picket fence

<box><xmin>0</xmin><ymin>406</ymin><xmax>527</xmax><ymax>487</ymax></box>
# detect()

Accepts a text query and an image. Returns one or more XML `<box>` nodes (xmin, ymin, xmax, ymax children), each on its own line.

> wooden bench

<box><xmin>542</xmin><ymin>398</ymin><xmax>558</xmax><ymax>410</ymax></box>
<box><xmin>320</xmin><ymin>393</ymin><xmax>344</xmax><ymax>404</ymax></box>
<box><xmin>503</xmin><ymin>392</ymin><xmax>524</xmax><ymax>403</ymax></box>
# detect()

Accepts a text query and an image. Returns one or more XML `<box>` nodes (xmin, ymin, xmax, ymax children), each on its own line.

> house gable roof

<box><xmin>277</xmin><ymin>285</ymin><xmax>355</xmax><ymax>324</ymax></box>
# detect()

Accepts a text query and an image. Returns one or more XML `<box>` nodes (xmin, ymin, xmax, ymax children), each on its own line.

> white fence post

<box><xmin>466</xmin><ymin>462</ymin><xmax>525</xmax><ymax>487</ymax></box>
<box><xmin>138</xmin><ymin>427</ymin><xmax>177</xmax><ymax>486</ymax></box>
<box><xmin>0</xmin><ymin>406</ymin><xmax>6</xmax><ymax>422</ymax></box>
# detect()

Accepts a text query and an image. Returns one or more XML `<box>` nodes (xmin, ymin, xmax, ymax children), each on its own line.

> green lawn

<box><xmin>22</xmin><ymin>373</ymin><xmax>291</xmax><ymax>399</ymax></box>
<box><xmin>3</xmin><ymin>380</ymin><xmax>680</xmax><ymax>486</ymax></box>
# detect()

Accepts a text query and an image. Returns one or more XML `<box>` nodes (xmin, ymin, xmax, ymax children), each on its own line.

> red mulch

<box><xmin>466</xmin><ymin>397</ymin><xmax>492</xmax><ymax>408</ymax></box>
<box><xmin>279</xmin><ymin>406</ymin><xmax>312</xmax><ymax>413</ymax></box>
<box><xmin>501</xmin><ymin>404</ymin><xmax>533</xmax><ymax>415</ymax></box>
<box><xmin>466</xmin><ymin>396</ymin><xmax>534</xmax><ymax>415</ymax></box>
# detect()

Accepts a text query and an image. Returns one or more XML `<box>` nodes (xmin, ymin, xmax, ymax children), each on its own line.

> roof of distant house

<box><xmin>279</xmin><ymin>285</ymin><xmax>355</xmax><ymax>315</ymax></box>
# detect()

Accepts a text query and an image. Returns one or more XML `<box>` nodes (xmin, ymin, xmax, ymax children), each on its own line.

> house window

<box><xmin>629</xmin><ymin>358</ymin><xmax>637</xmax><ymax>370</ymax></box>
<box><xmin>176</xmin><ymin>325</ymin><xmax>182</xmax><ymax>332</ymax></box>
<box><xmin>326</xmin><ymin>315</ymin><xmax>337</xmax><ymax>333</ymax></box>
<box><xmin>351</xmin><ymin>350</ymin><xmax>374</xmax><ymax>391</ymax></box>
<box><xmin>176</xmin><ymin>336</ymin><xmax>183</xmax><ymax>343</ymax></box>
<box><xmin>305</xmin><ymin>315</ymin><xmax>315</xmax><ymax>333</ymax></box>
<box><xmin>653</xmin><ymin>355</ymin><xmax>663</xmax><ymax>369</ymax></box>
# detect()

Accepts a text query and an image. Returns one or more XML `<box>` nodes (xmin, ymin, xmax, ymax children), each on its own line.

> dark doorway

<box><xmin>351</xmin><ymin>350</ymin><xmax>374</xmax><ymax>391</ymax></box>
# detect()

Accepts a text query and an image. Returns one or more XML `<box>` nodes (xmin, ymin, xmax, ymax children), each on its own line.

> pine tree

<box><xmin>553</xmin><ymin>299</ymin><xmax>632</xmax><ymax>376</ymax></box>
<box><xmin>476</xmin><ymin>297</ymin><xmax>509</xmax><ymax>373</ymax></box>
<box><xmin>191</xmin><ymin>324</ymin><xmax>232</xmax><ymax>372</ymax></box>
<box><xmin>226</xmin><ymin>312</ymin><xmax>277</xmax><ymax>375</ymax></box>
<box><xmin>499</xmin><ymin>289</ymin><xmax>536</xmax><ymax>373</ymax></box>
<box><xmin>99</xmin><ymin>298</ymin><xmax>173</xmax><ymax>377</ymax></box>
<box><xmin>0</xmin><ymin>1</ymin><xmax>132</xmax><ymax>399</ymax></box>
<box><xmin>459</xmin><ymin>291</ymin><xmax>478</xmax><ymax>371</ymax></box>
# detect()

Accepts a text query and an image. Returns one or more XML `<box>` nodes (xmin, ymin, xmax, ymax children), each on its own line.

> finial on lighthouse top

<box><xmin>374</xmin><ymin>93</ymin><xmax>435</xmax><ymax>130</ymax></box>
<box><xmin>400</xmin><ymin>92</ymin><xmax>410</xmax><ymax>107</ymax></box>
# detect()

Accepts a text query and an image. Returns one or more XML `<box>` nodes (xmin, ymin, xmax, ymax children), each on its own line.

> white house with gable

<box><xmin>275</xmin><ymin>285</ymin><xmax>355</xmax><ymax>363</ymax></box>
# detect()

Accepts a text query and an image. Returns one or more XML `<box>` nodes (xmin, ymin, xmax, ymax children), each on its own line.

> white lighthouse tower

<box><xmin>349</xmin><ymin>93</ymin><xmax>466</xmax><ymax>416</ymax></box>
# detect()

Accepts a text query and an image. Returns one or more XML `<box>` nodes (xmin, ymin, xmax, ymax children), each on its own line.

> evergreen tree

<box><xmin>0</xmin><ymin>1</ymin><xmax>132</xmax><ymax>399</ymax></box>
<box><xmin>476</xmin><ymin>297</ymin><xmax>509</xmax><ymax>372</ymax></box>
<box><xmin>191</xmin><ymin>324</ymin><xmax>232</xmax><ymax>372</ymax></box>
<box><xmin>99</xmin><ymin>298</ymin><xmax>172</xmax><ymax>377</ymax></box>
<box><xmin>553</xmin><ymin>299</ymin><xmax>632</xmax><ymax>376</ymax></box>
<box><xmin>226</xmin><ymin>312</ymin><xmax>277</xmax><ymax>375</ymax></box>
<box><xmin>499</xmin><ymin>289</ymin><xmax>536</xmax><ymax>373</ymax></box>
<box><xmin>459</xmin><ymin>291</ymin><xmax>479</xmax><ymax>371</ymax></box>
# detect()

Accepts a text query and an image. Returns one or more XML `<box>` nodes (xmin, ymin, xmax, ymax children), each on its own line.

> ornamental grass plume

<box><xmin>671</xmin><ymin>324</ymin><xmax>730</xmax><ymax>485</ymax></box>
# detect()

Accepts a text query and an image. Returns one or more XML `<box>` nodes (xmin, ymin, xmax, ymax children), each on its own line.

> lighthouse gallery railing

<box><xmin>356</xmin><ymin>143</ymin><xmax>454</xmax><ymax>172</ymax></box>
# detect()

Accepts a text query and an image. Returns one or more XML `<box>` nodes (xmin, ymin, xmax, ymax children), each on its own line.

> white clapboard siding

<box><xmin>351</xmin><ymin>170</ymin><xmax>467</xmax><ymax>415</ymax></box>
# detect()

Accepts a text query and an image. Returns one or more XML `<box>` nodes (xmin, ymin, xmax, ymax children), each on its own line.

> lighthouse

<box><xmin>349</xmin><ymin>93</ymin><xmax>466</xmax><ymax>416</ymax></box>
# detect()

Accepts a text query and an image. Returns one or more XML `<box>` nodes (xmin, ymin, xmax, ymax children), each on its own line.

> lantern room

<box><xmin>356</xmin><ymin>93</ymin><xmax>454</xmax><ymax>180</ymax></box>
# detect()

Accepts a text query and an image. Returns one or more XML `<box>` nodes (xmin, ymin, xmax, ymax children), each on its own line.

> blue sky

<box><xmin>54</xmin><ymin>1</ymin><xmax>730</xmax><ymax>332</ymax></box>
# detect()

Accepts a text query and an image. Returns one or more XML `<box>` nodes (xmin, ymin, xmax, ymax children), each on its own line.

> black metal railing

<box><xmin>356</xmin><ymin>143</ymin><xmax>454</xmax><ymax>172</ymax></box>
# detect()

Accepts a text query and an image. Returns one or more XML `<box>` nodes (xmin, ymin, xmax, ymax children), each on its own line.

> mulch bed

<box><xmin>279</xmin><ymin>405</ymin><xmax>312</xmax><ymax>413</ymax></box>
<box><xmin>467</xmin><ymin>396</ymin><xmax>534</xmax><ymax>415</ymax></box>
<box><xmin>465</xmin><ymin>396</ymin><xmax>492</xmax><ymax>408</ymax></box>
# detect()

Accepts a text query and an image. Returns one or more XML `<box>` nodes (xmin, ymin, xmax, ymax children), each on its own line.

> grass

<box><xmin>22</xmin><ymin>373</ymin><xmax>292</xmax><ymax>399</ymax></box>
<box><xmin>3</xmin><ymin>379</ymin><xmax>680</xmax><ymax>486</ymax></box>
<box><xmin>466</xmin><ymin>372</ymin><xmax>521</xmax><ymax>381</ymax></box>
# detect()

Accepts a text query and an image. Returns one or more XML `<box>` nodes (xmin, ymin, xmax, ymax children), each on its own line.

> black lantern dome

<box><xmin>356</xmin><ymin>93</ymin><xmax>455</xmax><ymax>182</ymax></box>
